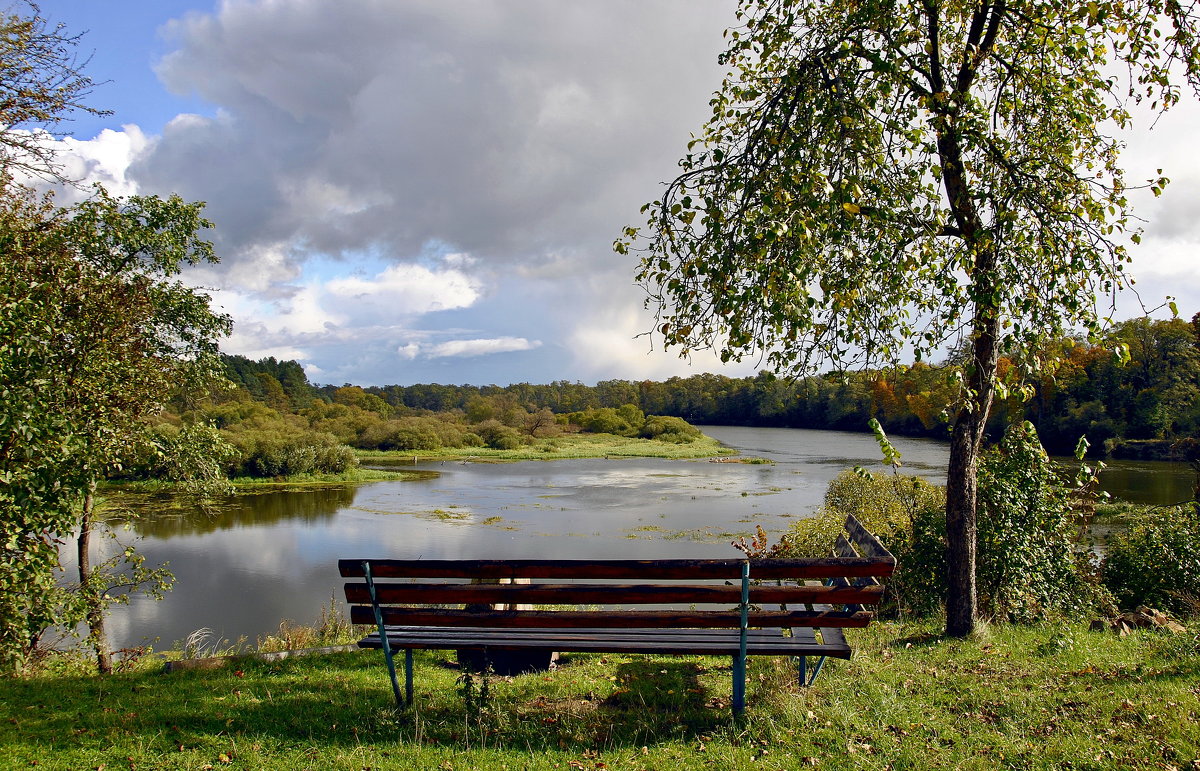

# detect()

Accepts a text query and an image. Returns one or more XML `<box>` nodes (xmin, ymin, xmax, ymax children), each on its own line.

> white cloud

<box><xmin>57</xmin><ymin>125</ymin><xmax>150</xmax><ymax>198</ymax></box>
<box><xmin>425</xmin><ymin>337</ymin><xmax>542</xmax><ymax>358</ymax></box>
<box><xmin>326</xmin><ymin>262</ymin><xmax>479</xmax><ymax>314</ymax></box>
<box><xmin>569</xmin><ymin>303</ymin><xmax>757</xmax><ymax>381</ymax></box>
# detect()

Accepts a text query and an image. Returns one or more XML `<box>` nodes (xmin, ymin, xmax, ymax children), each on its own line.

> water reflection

<box><xmin>1095</xmin><ymin>460</ymin><xmax>1195</xmax><ymax>506</ymax></box>
<box><xmin>105</xmin><ymin>486</ymin><xmax>355</xmax><ymax>538</ymax></box>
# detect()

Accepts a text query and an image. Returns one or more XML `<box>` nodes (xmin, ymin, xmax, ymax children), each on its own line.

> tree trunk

<box><xmin>77</xmin><ymin>485</ymin><xmax>112</xmax><ymax>674</ymax></box>
<box><xmin>944</xmin><ymin>306</ymin><xmax>1000</xmax><ymax>637</ymax></box>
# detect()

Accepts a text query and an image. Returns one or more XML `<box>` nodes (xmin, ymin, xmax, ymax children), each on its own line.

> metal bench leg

<box><xmin>807</xmin><ymin>656</ymin><xmax>827</xmax><ymax>686</ymax></box>
<box><xmin>796</xmin><ymin>654</ymin><xmax>828</xmax><ymax>686</ymax></box>
<box><xmin>405</xmin><ymin>649</ymin><xmax>414</xmax><ymax>705</ymax></box>
<box><xmin>732</xmin><ymin>561</ymin><xmax>750</xmax><ymax>716</ymax></box>
<box><xmin>363</xmin><ymin>561</ymin><xmax>406</xmax><ymax>707</ymax></box>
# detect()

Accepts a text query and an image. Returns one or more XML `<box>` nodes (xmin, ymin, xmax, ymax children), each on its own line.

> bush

<box><xmin>784</xmin><ymin>422</ymin><xmax>1109</xmax><ymax>621</ymax></box>
<box><xmin>639</xmin><ymin>415</ymin><xmax>701</xmax><ymax>443</ymax></box>
<box><xmin>355</xmin><ymin>415</ymin><xmax>479</xmax><ymax>451</ymax></box>
<box><xmin>566</xmin><ymin>407</ymin><xmax>638</xmax><ymax>436</ymax></box>
<box><xmin>784</xmin><ymin>469</ymin><xmax>945</xmax><ymax>617</ymax></box>
<box><xmin>127</xmin><ymin>422</ymin><xmax>237</xmax><ymax>489</ymax></box>
<box><xmin>475</xmin><ymin>420</ymin><xmax>524</xmax><ymax>450</ymax></box>
<box><xmin>228</xmin><ymin>429</ymin><xmax>358</xmax><ymax>478</ymax></box>
<box><xmin>1103</xmin><ymin>504</ymin><xmax>1200</xmax><ymax>617</ymax></box>
<box><xmin>975</xmin><ymin>421</ymin><xmax>1106</xmax><ymax>622</ymax></box>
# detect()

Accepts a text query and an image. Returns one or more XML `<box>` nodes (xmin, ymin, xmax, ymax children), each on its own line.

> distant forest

<box><xmin>221</xmin><ymin>316</ymin><xmax>1200</xmax><ymax>458</ymax></box>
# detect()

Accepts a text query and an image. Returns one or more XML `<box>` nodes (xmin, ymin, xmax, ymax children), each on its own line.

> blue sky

<box><xmin>40</xmin><ymin>0</ymin><xmax>1200</xmax><ymax>388</ymax></box>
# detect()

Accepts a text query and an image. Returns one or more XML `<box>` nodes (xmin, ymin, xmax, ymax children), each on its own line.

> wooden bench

<box><xmin>339</xmin><ymin>514</ymin><xmax>893</xmax><ymax>715</ymax></box>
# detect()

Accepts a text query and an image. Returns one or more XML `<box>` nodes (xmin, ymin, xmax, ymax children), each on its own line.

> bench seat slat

<box><xmin>344</xmin><ymin>582</ymin><xmax>884</xmax><ymax>607</ymax></box>
<box><xmin>339</xmin><ymin>557</ymin><xmax>892</xmax><ymax>581</ymax></box>
<box><xmin>350</xmin><ymin>606</ymin><xmax>874</xmax><ymax>629</ymax></box>
<box><xmin>358</xmin><ymin>626</ymin><xmax>854</xmax><ymax>659</ymax></box>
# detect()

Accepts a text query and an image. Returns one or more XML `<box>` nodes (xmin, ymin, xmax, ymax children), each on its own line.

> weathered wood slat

<box><xmin>844</xmin><ymin>514</ymin><xmax>896</xmax><ymax>567</ymax></box>
<box><xmin>363</xmin><ymin>626</ymin><xmax>821</xmax><ymax>645</ymax></box>
<box><xmin>349</xmin><ymin>606</ymin><xmax>874</xmax><ymax>629</ymax></box>
<box><xmin>817</xmin><ymin>627</ymin><xmax>847</xmax><ymax>648</ymax></box>
<box><xmin>834</xmin><ymin>534</ymin><xmax>859</xmax><ymax>559</ymax></box>
<box><xmin>357</xmin><ymin>626</ymin><xmax>854</xmax><ymax>658</ymax></box>
<box><xmin>338</xmin><ymin>557</ymin><xmax>892</xmax><ymax>581</ymax></box>
<box><xmin>343</xmin><ymin>582</ymin><xmax>884</xmax><ymax>607</ymax></box>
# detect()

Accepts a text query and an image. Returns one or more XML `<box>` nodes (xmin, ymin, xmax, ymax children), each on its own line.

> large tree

<box><xmin>621</xmin><ymin>0</ymin><xmax>1200</xmax><ymax>634</ymax></box>
<box><xmin>0</xmin><ymin>182</ymin><xmax>230</xmax><ymax>671</ymax></box>
<box><xmin>0</xmin><ymin>3</ymin><xmax>230</xmax><ymax>671</ymax></box>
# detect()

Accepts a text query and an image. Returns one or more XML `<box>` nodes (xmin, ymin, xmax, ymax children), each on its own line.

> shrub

<box><xmin>228</xmin><ymin>429</ymin><xmax>357</xmax><ymax>478</ymax></box>
<box><xmin>639</xmin><ymin>415</ymin><xmax>701</xmax><ymax>443</ymax></box>
<box><xmin>127</xmin><ymin>422</ymin><xmax>237</xmax><ymax>490</ymax></box>
<box><xmin>475</xmin><ymin>420</ymin><xmax>524</xmax><ymax>450</ymax></box>
<box><xmin>783</xmin><ymin>421</ymin><xmax>1109</xmax><ymax>621</ymax></box>
<box><xmin>975</xmin><ymin>421</ymin><xmax>1106</xmax><ymax>622</ymax></box>
<box><xmin>1103</xmin><ymin>504</ymin><xmax>1200</xmax><ymax>617</ymax></box>
<box><xmin>567</xmin><ymin>407</ymin><xmax>635</xmax><ymax>436</ymax></box>
<box><xmin>355</xmin><ymin>415</ymin><xmax>479</xmax><ymax>451</ymax></box>
<box><xmin>784</xmin><ymin>469</ymin><xmax>945</xmax><ymax>617</ymax></box>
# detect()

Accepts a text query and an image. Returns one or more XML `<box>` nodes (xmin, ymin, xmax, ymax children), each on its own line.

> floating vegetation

<box><xmin>428</xmin><ymin>509</ymin><xmax>470</xmax><ymax>521</ymax></box>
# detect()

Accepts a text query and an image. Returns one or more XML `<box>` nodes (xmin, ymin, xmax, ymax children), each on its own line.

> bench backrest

<box><xmin>340</xmin><ymin>514</ymin><xmax>894</xmax><ymax>631</ymax></box>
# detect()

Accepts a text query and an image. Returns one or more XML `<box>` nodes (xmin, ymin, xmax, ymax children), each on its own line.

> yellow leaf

<box><xmin>842</xmin><ymin>202</ymin><xmax>860</xmax><ymax>214</ymax></box>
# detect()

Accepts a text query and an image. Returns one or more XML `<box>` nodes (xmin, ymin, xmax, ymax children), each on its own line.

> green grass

<box><xmin>357</xmin><ymin>432</ymin><xmax>735</xmax><ymax>464</ymax></box>
<box><xmin>4</xmin><ymin>620</ymin><xmax>1197</xmax><ymax>769</ymax></box>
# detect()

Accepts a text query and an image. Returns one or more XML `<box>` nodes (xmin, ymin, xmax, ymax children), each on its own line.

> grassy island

<box><xmin>357</xmin><ymin>431</ymin><xmax>735</xmax><ymax>464</ymax></box>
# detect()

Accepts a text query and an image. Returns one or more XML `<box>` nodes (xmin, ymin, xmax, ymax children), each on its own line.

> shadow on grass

<box><xmin>1</xmin><ymin>653</ymin><xmax>411</xmax><ymax>752</ymax></box>
<box><xmin>887</xmin><ymin>631</ymin><xmax>944</xmax><ymax>649</ymax></box>
<box><xmin>0</xmin><ymin>651</ymin><xmax>751</xmax><ymax>756</ymax></box>
<box><xmin>385</xmin><ymin>656</ymin><xmax>735</xmax><ymax>749</ymax></box>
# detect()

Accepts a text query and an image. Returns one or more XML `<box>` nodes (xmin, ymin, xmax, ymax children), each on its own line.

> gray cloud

<box><xmin>135</xmin><ymin>1</ymin><xmax>732</xmax><ymax>270</ymax></box>
<box><xmin>111</xmin><ymin>1</ymin><xmax>743</xmax><ymax>384</ymax></box>
<box><xmin>92</xmin><ymin>0</ymin><xmax>1200</xmax><ymax>386</ymax></box>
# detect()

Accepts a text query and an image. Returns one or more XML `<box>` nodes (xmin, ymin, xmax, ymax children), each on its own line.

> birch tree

<box><xmin>620</xmin><ymin>0</ymin><xmax>1200</xmax><ymax>634</ymax></box>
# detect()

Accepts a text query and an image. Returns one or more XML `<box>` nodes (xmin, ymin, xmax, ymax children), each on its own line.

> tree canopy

<box><xmin>0</xmin><ymin>181</ymin><xmax>230</xmax><ymax>670</ymax></box>
<box><xmin>0</xmin><ymin>6</ymin><xmax>106</xmax><ymax>179</ymax></box>
<box><xmin>0</xmin><ymin>4</ymin><xmax>230</xmax><ymax>670</ymax></box>
<box><xmin>620</xmin><ymin>0</ymin><xmax>1200</xmax><ymax>634</ymax></box>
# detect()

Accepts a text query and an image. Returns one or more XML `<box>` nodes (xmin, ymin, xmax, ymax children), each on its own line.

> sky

<box><xmin>39</xmin><ymin>0</ymin><xmax>1200</xmax><ymax>388</ymax></box>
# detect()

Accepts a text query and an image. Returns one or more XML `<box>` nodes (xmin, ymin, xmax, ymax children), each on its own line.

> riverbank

<box><xmin>3</xmin><ymin>619</ymin><xmax>1195</xmax><ymax>769</ymax></box>
<box><xmin>103</xmin><ymin>467</ymin><xmax>434</xmax><ymax>493</ymax></box>
<box><xmin>1106</xmin><ymin>437</ymin><xmax>1200</xmax><ymax>463</ymax></box>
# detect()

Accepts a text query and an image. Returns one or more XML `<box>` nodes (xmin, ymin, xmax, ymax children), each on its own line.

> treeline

<box><xmin>207</xmin><ymin>315</ymin><xmax>1199</xmax><ymax>462</ymax></box>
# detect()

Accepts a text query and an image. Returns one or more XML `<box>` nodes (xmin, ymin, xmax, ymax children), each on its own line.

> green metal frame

<box><xmin>732</xmin><ymin>560</ymin><xmax>750</xmax><ymax>716</ymax></box>
<box><xmin>796</xmin><ymin>654</ymin><xmax>827</xmax><ymax>686</ymax></box>
<box><xmin>362</xmin><ymin>561</ymin><xmax>411</xmax><ymax>707</ymax></box>
<box><xmin>360</xmin><ymin>556</ymin><xmax>837</xmax><ymax>713</ymax></box>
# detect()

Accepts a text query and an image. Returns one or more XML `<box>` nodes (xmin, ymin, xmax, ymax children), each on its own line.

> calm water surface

<box><xmin>100</xmin><ymin>426</ymin><xmax>1189</xmax><ymax>650</ymax></box>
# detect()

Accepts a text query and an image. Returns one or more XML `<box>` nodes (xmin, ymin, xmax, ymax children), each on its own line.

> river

<box><xmin>97</xmin><ymin>426</ymin><xmax>1191</xmax><ymax>652</ymax></box>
